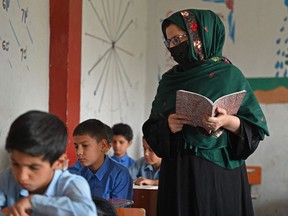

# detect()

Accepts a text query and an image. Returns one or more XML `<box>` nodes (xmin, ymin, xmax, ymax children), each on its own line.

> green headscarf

<box><xmin>151</xmin><ymin>9</ymin><xmax>269</xmax><ymax>169</ymax></box>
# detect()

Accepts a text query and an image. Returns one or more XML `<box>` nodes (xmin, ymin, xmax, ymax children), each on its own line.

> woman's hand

<box><xmin>168</xmin><ymin>113</ymin><xmax>194</xmax><ymax>133</ymax></box>
<box><xmin>202</xmin><ymin>107</ymin><xmax>240</xmax><ymax>134</ymax></box>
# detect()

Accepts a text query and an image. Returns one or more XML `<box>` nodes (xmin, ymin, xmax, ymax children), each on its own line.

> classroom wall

<box><xmin>0</xmin><ymin>1</ymin><xmax>49</xmax><ymax>168</ymax></box>
<box><xmin>0</xmin><ymin>0</ymin><xmax>287</xmax><ymax>215</ymax></box>
<box><xmin>145</xmin><ymin>0</ymin><xmax>288</xmax><ymax>215</ymax></box>
<box><xmin>80</xmin><ymin>0</ymin><xmax>148</xmax><ymax>159</ymax></box>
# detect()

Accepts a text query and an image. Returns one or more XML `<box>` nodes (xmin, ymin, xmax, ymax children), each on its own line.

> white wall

<box><xmin>145</xmin><ymin>0</ymin><xmax>288</xmax><ymax>215</ymax></box>
<box><xmin>80</xmin><ymin>0</ymin><xmax>148</xmax><ymax>159</ymax></box>
<box><xmin>247</xmin><ymin>104</ymin><xmax>288</xmax><ymax>215</ymax></box>
<box><xmin>0</xmin><ymin>0</ymin><xmax>287</xmax><ymax>215</ymax></box>
<box><xmin>0</xmin><ymin>1</ymin><xmax>49</xmax><ymax>169</ymax></box>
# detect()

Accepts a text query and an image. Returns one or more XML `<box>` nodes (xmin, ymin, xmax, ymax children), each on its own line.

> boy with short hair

<box><xmin>68</xmin><ymin>119</ymin><xmax>133</xmax><ymax>200</ymax></box>
<box><xmin>111</xmin><ymin>123</ymin><xmax>135</xmax><ymax>168</ymax></box>
<box><xmin>0</xmin><ymin>110</ymin><xmax>96</xmax><ymax>216</ymax></box>
<box><xmin>129</xmin><ymin>137</ymin><xmax>161</xmax><ymax>186</ymax></box>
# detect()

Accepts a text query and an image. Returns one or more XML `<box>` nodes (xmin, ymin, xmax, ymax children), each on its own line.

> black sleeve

<box><xmin>228</xmin><ymin>119</ymin><xmax>261</xmax><ymax>160</ymax></box>
<box><xmin>142</xmin><ymin>115</ymin><xmax>183</xmax><ymax>160</ymax></box>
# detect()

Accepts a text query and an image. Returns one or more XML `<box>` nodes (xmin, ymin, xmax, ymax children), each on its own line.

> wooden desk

<box><xmin>132</xmin><ymin>185</ymin><xmax>158</xmax><ymax>216</ymax></box>
<box><xmin>116</xmin><ymin>207</ymin><xmax>146</xmax><ymax>216</ymax></box>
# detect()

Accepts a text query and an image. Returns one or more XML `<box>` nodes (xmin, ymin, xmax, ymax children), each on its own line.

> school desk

<box><xmin>132</xmin><ymin>185</ymin><xmax>158</xmax><ymax>216</ymax></box>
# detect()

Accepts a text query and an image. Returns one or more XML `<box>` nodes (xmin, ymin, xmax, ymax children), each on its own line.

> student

<box><xmin>0</xmin><ymin>110</ymin><xmax>96</xmax><ymax>216</ymax></box>
<box><xmin>68</xmin><ymin>119</ymin><xmax>133</xmax><ymax>200</ymax></box>
<box><xmin>129</xmin><ymin>137</ymin><xmax>161</xmax><ymax>186</ymax></box>
<box><xmin>143</xmin><ymin>8</ymin><xmax>269</xmax><ymax>215</ymax></box>
<box><xmin>111</xmin><ymin>123</ymin><xmax>135</xmax><ymax>168</ymax></box>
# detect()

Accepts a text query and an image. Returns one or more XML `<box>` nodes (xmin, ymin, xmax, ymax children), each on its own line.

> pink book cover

<box><xmin>176</xmin><ymin>90</ymin><xmax>246</xmax><ymax>129</ymax></box>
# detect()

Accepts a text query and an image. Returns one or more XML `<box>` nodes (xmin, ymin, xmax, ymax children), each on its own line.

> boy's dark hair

<box><xmin>5</xmin><ymin>110</ymin><xmax>67</xmax><ymax>165</ymax></box>
<box><xmin>73</xmin><ymin>119</ymin><xmax>112</xmax><ymax>144</ymax></box>
<box><xmin>112</xmin><ymin>123</ymin><xmax>133</xmax><ymax>142</ymax></box>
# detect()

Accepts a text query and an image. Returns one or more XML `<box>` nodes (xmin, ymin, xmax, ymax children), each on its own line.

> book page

<box><xmin>213</xmin><ymin>90</ymin><xmax>246</xmax><ymax>115</ymax></box>
<box><xmin>176</xmin><ymin>90</ymin><xmax>213</xmax><ymax>128</ymax></box>
<box><xmin>176</xmin><ymin>90</ymin><xmax>246</xmax><ymax>129</ymax></box>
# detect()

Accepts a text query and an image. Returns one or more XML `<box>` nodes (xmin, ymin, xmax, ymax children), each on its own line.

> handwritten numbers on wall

<box><xmin>1</xmin><ymin>0</ymin><xmax>32</xmax><ymax>70</ymax></box>
<box><xmin>20</xmin><ymin>47</ymin><xmax>27</xmax><ymax>61</ymax></box>
<box><xmin>2</xmin><ymin>40</ymin><xmax>9</xmax><ymax>51</ymax></box>
<box><xmin>21</xmin><ymin>8</ymin><xmax>28</xmax><ymax>24</ymax></box>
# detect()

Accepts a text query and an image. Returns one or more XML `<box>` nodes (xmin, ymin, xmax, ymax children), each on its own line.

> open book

<box><xmin>176</xmin><ymin>89</ymin><xmax>246</xmax><ymax>129</ymax></box>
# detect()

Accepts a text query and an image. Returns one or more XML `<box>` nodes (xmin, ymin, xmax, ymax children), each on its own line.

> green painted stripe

<box><xmin>247</xmin><ymin>78</ymin><xmax>288</xmax><ymax>91</ymax></box>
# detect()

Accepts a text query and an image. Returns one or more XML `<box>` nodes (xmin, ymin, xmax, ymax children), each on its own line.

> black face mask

<box><xmin>168</xmin><ymin>41</ymin><xmax>190</xmax><ymax>66</ymax></box>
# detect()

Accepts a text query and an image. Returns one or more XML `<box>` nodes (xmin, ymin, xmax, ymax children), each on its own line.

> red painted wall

<box><xmin>49</xmin><ymin>0</ymin><xmax>82</xmax><ymax>165</ymax></box>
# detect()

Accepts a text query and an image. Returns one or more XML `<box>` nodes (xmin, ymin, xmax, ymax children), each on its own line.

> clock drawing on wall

<box><xmin>82</xmin><ymin>0</ymin><xmax>137</xmax><ymax>121</ymax></box>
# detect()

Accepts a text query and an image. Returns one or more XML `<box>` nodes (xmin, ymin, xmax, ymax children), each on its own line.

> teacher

<box><xmin>143</xmin><ymin>8</ymin><xmax>269</xmax><ymax>216</ymax></box>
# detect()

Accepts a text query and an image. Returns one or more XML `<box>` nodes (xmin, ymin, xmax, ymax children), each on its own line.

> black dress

<box><xmin>143</xmin><ymin>118</ymin><xmax>260</xmax><ymax>216</ymax></box>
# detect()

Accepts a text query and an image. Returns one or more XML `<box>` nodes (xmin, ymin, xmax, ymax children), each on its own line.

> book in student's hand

<box><xmin>176</xmin><ymin>89</ymin><xmax>246</xmax><ymax>130</ymax></box>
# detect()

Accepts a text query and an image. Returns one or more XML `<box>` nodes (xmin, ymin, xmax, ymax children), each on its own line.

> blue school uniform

<box><xmin>0</xmin><ymin>168</ymin><xmax>96</xmax><ymax>216</ymax></box>
<box><xmin>129</xmin><ymin>157</ymin><xmax>160</xmax><ymax>180</ymax></box>
<box><xmin>111</xmin><ymin>153</ymin><xmax>135</xmax><ymax>168</ymax></box>
<box><xmin>69</xmin><ymin>155</ymin><xmax>133</xmax><ymax>200</ymax></box>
